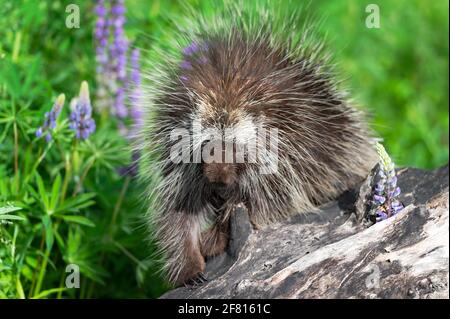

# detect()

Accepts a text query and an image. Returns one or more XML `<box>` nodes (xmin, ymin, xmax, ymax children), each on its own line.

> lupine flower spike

<box><xmin>180</xmin><ymin>41</ymin><xmax>208</xmax><ymax>83</ymax></box>
<box><xmin>94</xmin><ymin>0</ymin><xmax>130</xmax><ymax>123</ymax></box>
<box><xmin>372</xmin><ymin>142</ymin><xmax>404</xmax><ymax>222</ymax></box>
<box><xmin>110</xmin><ymin>0</ymin><xmax>128</xmax><ymax>119</ymax></box>
<box><xmin>94</xmin><ymin>0</ymin><xmax>109</xmax><ymax>74</ymax></box>
<box><xmin>69</xmin><ymin>81</ymin><xmax>96</xmax><ymax>140</ymax></box>
<box><xmin>36</xmin><ymin>94</ymin><xmax>65</xmax><ymax>142</ymax></box>
<box><xmin>94</xmin><ymin>0</ymin><xmax>111</xmax><ymax>112</ymax></box>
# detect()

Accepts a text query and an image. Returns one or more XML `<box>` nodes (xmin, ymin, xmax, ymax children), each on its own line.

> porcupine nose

<box><xmin>203</xmin><ymin>162</ymin><xmax>237</xmax><ymax>188</ymax></box>
<box><xmin>210</xmin><ymin>181</ymin><xmax>229</xmax><ymax>190</ymax></box>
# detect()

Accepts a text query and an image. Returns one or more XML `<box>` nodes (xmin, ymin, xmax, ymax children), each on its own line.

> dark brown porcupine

<box><xmin>137</xmin><ymin>2</ymin><xmax>378</xmax><ymax>286</ymax></box>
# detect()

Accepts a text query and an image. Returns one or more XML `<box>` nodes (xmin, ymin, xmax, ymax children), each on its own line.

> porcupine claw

<box><xmin>198</xmin><ymin>272</ymin><xmax>208</xmax><ymax>282</ymax></box>
<box><xmin>184</xmin><ymin>272</ymin><xmax>208</xmax><ymax>289</ymax></box>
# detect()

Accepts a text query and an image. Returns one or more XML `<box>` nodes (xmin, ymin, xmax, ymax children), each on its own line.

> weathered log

<box><xmin>162</xmin><ymin>165</ymin><xmax>449</xmax><ymax>299</ymax></box>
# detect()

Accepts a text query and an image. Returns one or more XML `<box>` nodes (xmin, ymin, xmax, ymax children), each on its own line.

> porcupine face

<box><xmin>192</xmin><ymin>96</ymin><xmax>258</xmax><ymax>193</ymax></box>
<box><xmin>177</xmin><ymin>36</ymin><xmax>268</xmax><ymax>193</ymax></box>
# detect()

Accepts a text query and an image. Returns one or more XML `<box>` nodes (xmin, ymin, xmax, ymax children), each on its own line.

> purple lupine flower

<box><xmin>373</xmin><ymin>194</ymin><xmax>386</xmax><ymax>205</ymax></box>
<box><xmin>183</xmin><ymin>42</ymin><xmax>199</xmax><ymax>56</ymax></box>
<box><xmin>129</xmin><ymin>48</ymin><xmax>143</xmax><ymax>129</ymax></box>
<box><xmin>389</xmin><ymin>175</ymin><xmax>397</xmax><ymax>188</ymax></box>
<box><xmin>36</xmin><ymin>127</ymin><xmax>43</xmax><ymax>137</ymax></box>
<box><xmin>390</xmin><ymin>186</ymin><xmax>401</xmax><ymax>198</ymax></box>
<box><xmin>376</xmin><ymin>210</ymin><xmax>388</xmax><ymax>222</ymax></box>
<box><xmin>183</xmin><ymin>41</ymin><xmax>209</xmax><ymax>56</ymax></box>
<box><xmin>180</xmin><ymin>60</ymin><xmax>192</xmax><ymax>69</ymax></box>
<box><xmin>378</xmin><ymin>169</ymin><xmax>386</xmax><ymax>179</ymax></box>
<box><xmin>94</xmin><ymin>0</ymin><xmax>109</xmax><ymax>74</ymax></box>
<box><xmin>374</xmin><ymin>181</ymin><xmax>384</xmax><ymax>194</ymax></box>
<box><xmin>118</xmin><ymin>150</ymin><xmax>140</xmax><ymax>177</ymax></box>
<box><xmin>370</xmin><ymin>145</ymin><xmax>405</xmax><ymax>223</ymax></box>
<box><xmin>94</xmin><ymin>0</ymin><xmax>113</xmax><ymax>112</ymax></box>
<box><xmin>391</xmin><ymin>201</ymin><xmax>403</xmax><ymax>213</ymax></box>
<box><xmin>110</xmin><ymin>0</ymin><xmax>128</xmax><ymax>119</ymax></box>
<box><xmin>130</xmin><ymin>49</ymin><xmax>140</xmax><ymax>83</ymax></box>
<box><xmin>36</xmin><ymin>94</ymin><xmax>65</xmax><ymax>142</ymax></box>
<box><xmin>179</xmin><ymin>42</ymin><xmax>209</xmax><ymax>82</ymax></box>
<box><xmin>199</xmin><ymin>55</ymin><xmax>208</xmax><ymax>64</ymax></box>
<box><xmin>384</xmin><ymin>168</ymin><xmax>404</xmax><ymax>217</ymax></box>
<box><xmin>94</xmin><ymin>0</ymin><xmax>129</xmax><ymax>119</ymax></box>
<box><xmin>69</xmin><ymin>82</ymin><xmax>96</xmax><ymax>140</ymax></box>
<box><xmin>115</xmin><ymin>87</ymin><xmax>128</xmax><ymax>118</ymax></box>
<box><xmin>111</xmin><ymin>0</ymin><xmax>125</xmax><ymax>15</ymax></box>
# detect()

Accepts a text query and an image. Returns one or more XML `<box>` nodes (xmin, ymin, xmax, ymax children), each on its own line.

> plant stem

<box><xmin>12</xmin><ymin>30</ymin><xmax>22</xmax><ymax>62</ymax></box>
<box><xmin>72</xmin><ymin>158</ymin><xmax>95</xmax><ymax>196</ymax></box>
<box><xmin>28</xmin><ymin>231</ymin><xmax>45</xmax><ymax>298</ymax></box>
<box><xmin>79</xmin><ymin>277</ymin><xmax>88</xmax><ymax>298</ymax></box>
<box><xmin>60</xmin><ymin>154</ymin><xmax>71</xmax><ymax>203</ymax></box>
<box><xmin>113</xmin><ymin>240</ymin><xmax>145</xmax><ymax>268</ymax></box>
<box><xmin>23</xmin><ymin>144</ymin><xmax>52</xmax><ymax>184</ymax></box>
<box><xmin>13</xmin><ymin>121</ymin><xmax>19</xmax><ymax>178</ymax></box>
<box><xmin>15</xmin><ymin>276</ymin><xmax>25</xmax><ymax>299</ymax></box>
<box><xmin>61</xmin><ymin>139</ymin><xmax>77</xmax><ymax>202</ymax></box>
<box><xmin>56</xmin><ymin>271</ymin><xmax>66</xmax><ymax>299</ymax></box>
<box><xmin>33</xmin><ymin>248</ymin><xmax>50</xmax><ymax>297</ymax></box>
<box><xmin>109</xmin><ymin>176</ymin><xmax>131</xmax><ymax>236</ymax></box>
<box><xmin>32</xmin><ymin>220</ymin><xmax>61</xmax><ymax>298</ymax></box>
<box><xmin>55</xmin><ymin>140</ymin><xmax>66</xmax><ymax>161</ymax></box>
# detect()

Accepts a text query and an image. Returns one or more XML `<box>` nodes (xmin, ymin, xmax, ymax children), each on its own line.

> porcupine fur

<box><xmin>136</xmin><ymin>1</ymin><xmax>379</xmax><ymax>286</ymax></box>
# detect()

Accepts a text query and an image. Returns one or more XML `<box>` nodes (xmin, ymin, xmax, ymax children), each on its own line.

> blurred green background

<box><xmin>0</xmin><ymin>0</ymin><xmax>448</xmax><ymax>298</ymax></box>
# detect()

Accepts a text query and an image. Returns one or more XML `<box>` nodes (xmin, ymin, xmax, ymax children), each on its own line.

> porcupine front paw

<box><xmin>174</xmin><ymin>250</ymin><xmax>206</xmax><ymax>287</ymax></box>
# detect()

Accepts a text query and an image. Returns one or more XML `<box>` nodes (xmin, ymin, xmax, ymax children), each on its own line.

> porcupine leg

<box><xmin>200</xmin><ymin>218</ymin><xmax>229</xmax><ymax>258</ymax></box>
<box><xmin>158</xmin><ymin>210</ymin><xmax>206</xmax><ymax>287</ymax></box>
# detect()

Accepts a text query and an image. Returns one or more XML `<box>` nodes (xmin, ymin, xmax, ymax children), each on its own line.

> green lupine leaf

<box><xmin>53</xmin><ymin>225</ymin><xmax>66</xmax><ymax>250</ymax></box>
<box><xmin>32</xmin><ymin>288</ymin><xmax>67</xmax><ymax>299</ymax></box>
<box><xmin>49</xmin><ymin>174</ymin><xmax>61</xmax><ymax>212</ymax></box>
<box><xmin>0</xmin><ymin>206</ymin><xmax>22</xmax><ymax>214</ymax></box>
<box><xmin>57</xmin><ymin>215</ymin><xmax>95</xmax><ymax>227</ymax></box>
<box><xmin>15</xmin><ymin>277</ymin><xmax>25</xmax><ymax>299</ymax></box>
<box><xmin>41</xmin><ymin>215</ymin><xmax>54</xmax><ymax>252</ymax></box>
<box><xmin>0</xmin><ymin>206</ymin><xmax>24</xmax><ymax>221</ymax></box>
<box><xmin>0</xmin><ymin>214</ymin><xmax>25</xmax><ymax>221</ymax></box>
<box><xmin>35</xmin><ymin>173</ymin><xmax>49</xmax><ymax>212</ymax></box>
<box><xmin>55</xmin><ymin>193</ymin><xmax>96</xmax><ymax>214</ymax></box>
<box><xmin>0</xmin><ymin>122</ymin><xmax>12</xmax><ymax>143</ymax></box>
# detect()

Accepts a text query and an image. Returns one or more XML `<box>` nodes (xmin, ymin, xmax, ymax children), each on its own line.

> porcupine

<box><xmin>137</xmin><ymin>1</ymin><xmax>379</xmax><ymax>286</ymax></box>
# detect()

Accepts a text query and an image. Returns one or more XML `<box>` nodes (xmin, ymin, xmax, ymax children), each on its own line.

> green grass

<box><xmin>0</xmin><ymin>0</ymin><xmax>448</xmax><ymax>299</ymax></box>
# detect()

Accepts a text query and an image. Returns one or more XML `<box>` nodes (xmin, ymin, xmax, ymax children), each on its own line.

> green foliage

<box><xmin>309</xmin><ymin>0</ymin><xmax>449</xmax><ymax>168</ymax></box>
<box><xmin>0</xmin><ymin>0</ymin><xmax>170</xmax><ymax>298</ymax></box>
<box><xmin>0</xmin><ymin>0</ymin><xmax>448</xmax><ymax>299</ymax></box>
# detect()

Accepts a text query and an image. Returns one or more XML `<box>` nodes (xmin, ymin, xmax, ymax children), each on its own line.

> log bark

<box><xmin>162</xmin><ymin>165</ymin><xmax>449</xmax><ymax>299</ymax></box>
